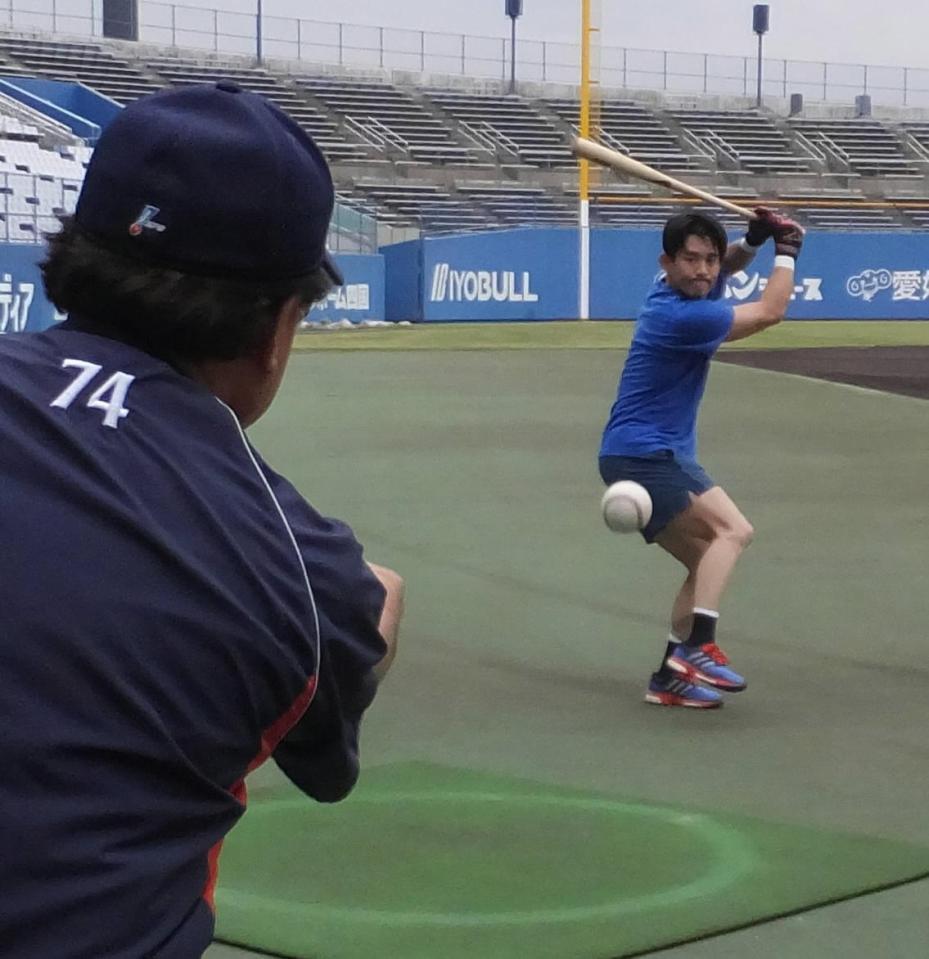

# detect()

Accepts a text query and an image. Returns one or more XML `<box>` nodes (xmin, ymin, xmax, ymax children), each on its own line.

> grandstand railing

<box><xmin>678</xmin><ymin>129</ymin><xmax>717</xmax><ymax>166</ymax></box>
<box><xmin>457</xmin><ymin>120</ymin><xmax>520</xmax><ymax>161</ymax></box>
<box><xmin>3</xmin><ymin>3</ymin><xmax>928</xmax><ymax>109</ymax></box>
<box><xmin>902</xmin><ymin>132</ymin><xmax>929</xmax><ymax>164</ymax></box>
<box><xmin>343</xmin><ymin>115</ymin><xmax>406</xmax><ymax>154</ymax></box>
<box><xmin>793</xmin><ymin>131</ymin><xmax>830</xmax><ymax>168</ymax></box>
<box><xmin>692</xmin><ymin>129</ymin><xmax>740</xmax><ymax>170</ymax></box>
<box><xmin>799</xmin><ymin>132</ymin><xmax>854</xmax><ymax>172</ymax></box>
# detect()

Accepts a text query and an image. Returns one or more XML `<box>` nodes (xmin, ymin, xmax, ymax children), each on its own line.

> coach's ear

<box><xmin>659</xmin><ymin>252</ymin><xmax>672</xmax><ymax>272</ymax></box>
<box><xmin>234</xmin><ymin>295</ymin><xmax>304</xmax><ymax>427</ymax></box>
<box><xmin>263</xmin><ymin>295</ymin><xmax>305</xmax><ymax>375</ymax></box>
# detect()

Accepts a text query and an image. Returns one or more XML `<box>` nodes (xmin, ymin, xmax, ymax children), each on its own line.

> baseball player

<box><xmin>599</xmin><ymin>209</ymin><xmax>804</xmax><ymax>708</ymax></box>
<box><xmin>0</xmin><ymin>82</ymin><xmax>403</xmax><ymax>958</ymax></box>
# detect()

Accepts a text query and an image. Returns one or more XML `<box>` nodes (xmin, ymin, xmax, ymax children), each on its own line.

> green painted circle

<box><xmin>217</xmin><ymin>790</ymin><xmax>756</xmax><ymax>927</ymax></box>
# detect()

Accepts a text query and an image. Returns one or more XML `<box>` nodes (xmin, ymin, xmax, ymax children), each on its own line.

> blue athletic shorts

<box><xmin>599</xmin><ymin>451</ymin><xmax>716</xmax><ymax>543</ymax></box>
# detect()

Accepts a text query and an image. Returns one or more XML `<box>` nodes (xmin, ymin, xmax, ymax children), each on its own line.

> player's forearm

<box><xmin>758</xmin><ymin>260</ymin><xmax>796</xmax><ymax>322</ymax></box>
<box><xmin>727</xmin><ymin>260</ymin><xmax>796</xmax><ymax>341</ymax></box>
<box><xmin>721</xmin><ymin>240</ymin><xmax>757</xmax><ymax>275</ymax></box>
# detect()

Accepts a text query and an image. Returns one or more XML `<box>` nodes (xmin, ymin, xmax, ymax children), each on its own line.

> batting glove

<box><xmin>772</xmin><ymin>218</ymin><xmax>805</xmax><ymax>259</ymax></box>
<box><xmin>744</xmin><ymin>206</ymin><xmax>779</xmax><ymax>248</ymax></box>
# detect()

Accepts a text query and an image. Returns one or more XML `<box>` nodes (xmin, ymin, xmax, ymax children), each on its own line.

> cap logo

<box><xmin>129</xmin><ymin>205</ymin><xmax>166</xmax><ymax>236</ymax></box>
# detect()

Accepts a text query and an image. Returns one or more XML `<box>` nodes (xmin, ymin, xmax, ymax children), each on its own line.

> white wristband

<box><xmin>774</xmin><ymin>255</ymin><xmax>796</xmax><ymax>271</ymax></box>
<box><xmin>737</xmin><ymin>237</ymin><xmax>760</xmax><ymax>255</ymax></box>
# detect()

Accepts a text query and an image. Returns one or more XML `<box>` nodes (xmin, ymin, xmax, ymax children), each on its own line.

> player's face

<box><xmin>661</xmin><ymin>235</ymin><xmax>722</xmax><ymax>299</ymax></box>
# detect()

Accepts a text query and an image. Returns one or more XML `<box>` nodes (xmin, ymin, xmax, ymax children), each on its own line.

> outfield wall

<box><xmin>0</xmin><ymin>247</ymin><xmax>386</xmax><ymax>333</ymax></box>
<box><xmin>5</xmin><ymin>231</ymin><xmax>929</xmax><ymax>333</ymax></box>
<box><xmin>383</xmin><ymin>229</ymin><xmax>929</xmax><ymax>322</ymax></box>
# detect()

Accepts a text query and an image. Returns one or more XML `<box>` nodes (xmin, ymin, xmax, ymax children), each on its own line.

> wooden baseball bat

<box><xmin>571</xmin><ymin>136</ymin><xmax>757</xmax><ymax>220</ymax></box>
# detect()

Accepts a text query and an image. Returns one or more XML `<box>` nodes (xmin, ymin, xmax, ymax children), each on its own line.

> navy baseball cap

<box><xmin>75</xmin><ymin>81</ymin><xmax>343</xmax><ymax>285</ymax></box>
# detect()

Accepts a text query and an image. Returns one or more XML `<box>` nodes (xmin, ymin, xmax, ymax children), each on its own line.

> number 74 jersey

<box><xmin>0</xmin><ymin>318</ymin><xmax>387</xmax><ymax>958</ymax></box>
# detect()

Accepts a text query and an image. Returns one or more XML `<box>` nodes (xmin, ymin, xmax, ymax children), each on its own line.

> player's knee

<box><xmin>716</xmin><ymin>519</ymin><xmax>754</xmax><ymax>550</ymax></box>
<box><xmin>734</xmin><ymin>520</ymin><xmax>754</xmax><ymax>550</ymax></box>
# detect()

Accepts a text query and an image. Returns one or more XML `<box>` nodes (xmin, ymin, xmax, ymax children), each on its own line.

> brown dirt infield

<box><xmin>718</xmin><ymin>346</ymin><xmax>929</xmax><ymax>400</ymax></box>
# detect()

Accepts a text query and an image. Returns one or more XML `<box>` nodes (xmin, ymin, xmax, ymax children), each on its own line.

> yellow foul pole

<box><xmin>578</xmin><ymin>0</ymin><xmax>592</xmax><ymax>319</ymax></box>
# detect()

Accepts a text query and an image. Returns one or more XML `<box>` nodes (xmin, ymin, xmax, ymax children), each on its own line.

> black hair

<box><xmin>40</xmin><ymin>216</ymin><xmax>333</xmax><ymax>365</ymax></box>
<box><xmin>662</xmin><ymin>212</ymin><xmax>728</xmax><ymax>261</ymax></box>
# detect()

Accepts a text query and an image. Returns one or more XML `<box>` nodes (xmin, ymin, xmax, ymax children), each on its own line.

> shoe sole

<box><xmin>645</xmin><ymin>691</ymin><xmax>722</xmax><ymax>709</ymax></box>
<box><xmin>666</xmin><ymin>657</ymin><xmax>747</xmax><ymax>692</ymax></box>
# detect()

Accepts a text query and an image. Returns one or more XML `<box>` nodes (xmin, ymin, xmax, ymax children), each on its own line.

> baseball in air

<box><xmin>601</xmin><ymin>481</ymin><xmax>653</xmax><ymax>533</ymax></box>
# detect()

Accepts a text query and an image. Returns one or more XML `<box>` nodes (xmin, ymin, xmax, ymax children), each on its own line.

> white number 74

<box><xmin>50</xmin><ymin>358</ymin><xmax>136</xmax><ymax>429</ymax></box>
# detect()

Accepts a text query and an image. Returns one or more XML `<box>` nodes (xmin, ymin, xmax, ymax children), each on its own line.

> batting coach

<box><xmin>0</xmin><ymin>81</ymin><xmax>403</xmax><ymax>958</ymax></box>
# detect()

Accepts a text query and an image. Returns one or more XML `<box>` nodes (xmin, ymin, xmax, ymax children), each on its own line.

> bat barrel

<box><xmin>570</xmin><ymin>136</ymin><xmax>756</xmax><ymax>220</ymax></box>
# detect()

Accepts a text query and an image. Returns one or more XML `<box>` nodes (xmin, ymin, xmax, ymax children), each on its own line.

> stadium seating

<box><xmin>349</xmin><ymin>181</ymin><xmax>490</xmax><ymax>233</ymax></box>
<box><xmin>668</xmin><ymin>109</ymin><xmax>817</xmax><ymax>175</ymax></box>
<box><xmin>423</xmin><ymin>89</ymin><xmax>574</xmax><ymax>169</ymax></box>
<box><xmin>776</xmin><ymin>189</ymin><xmax>902</xmax><ymax>230</ymax></box>
<box><xmin>145</xmin><ymin>57</ymin><xmax>373</xmax><ymax>164</ymax></box>
<box><xmin>455</xmin><ymin>182</ymin><xmax>573</xmax><ymax>226</ymax></box>
<box><xmin>0</xmin><ymin>168</ymin><xmax>79</xmax><ymax>243</ymax></box>
<box><xmin>869</xmin><ymin>193</ymin><xmax>929</xmax><ymax>229</ymax></box>
<box><xmin>295</xmin><ymin>76</ymin><xmax>491</xmax><ymax>168</ymax></box>
<box><xmin>0</xmin><ymin>36</ymin><xmax>161</xmax><ymax>104</ymax></box>
<box><xmin>560</xmin><ymin>182</ymin><xmax>758</xmax><ymax>231</ymax></box>
<box><xmin>546</xmin><ymin>98</ymin><xmax>709</xmax><ymax>173</ymax></box>
<box><xmin>788</xmin><ymin>118</ymin><xmax>923</xmax><ymax>179</ymax></box>
<box><xmin>0</xmin><ymin>31</ymin><xmax>926</xmax><ymax>237</ymax></box>
<box><xmin>0</xmin><ymin>139</ymin><xmax>86</xmax><ymax>179</ymax></box>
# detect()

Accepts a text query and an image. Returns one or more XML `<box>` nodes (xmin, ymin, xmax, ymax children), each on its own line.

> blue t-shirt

<box><xmin>0</xmin><ymin>321</ymin><xmax>387</xmax><ymax>958</ymax></box>
<box><xmin>600</xmin><ymin>274</ymin><xmax>733</xmax><ymax>459</ymax></box>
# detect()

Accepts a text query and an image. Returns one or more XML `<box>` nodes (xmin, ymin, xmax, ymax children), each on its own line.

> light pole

<box><xmin>753</xmin><ymin>4</ymin><xmax>769</xmax><ymax>108</ymax></box>
<box><xmin>256</xmin><ymin>0</ymin><xmax>263</xmax><ymax>65</ymax></box>
<box><xmin>506</xmin><ymin>0</ymin><xmax>523</xmax><ymax>94</ymax></box>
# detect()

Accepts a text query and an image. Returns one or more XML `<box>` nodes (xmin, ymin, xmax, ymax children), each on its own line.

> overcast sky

<box><xmin>234</xmin><ymin>0</ymin><xmax>927</xmax><ymax>69</ymax></box>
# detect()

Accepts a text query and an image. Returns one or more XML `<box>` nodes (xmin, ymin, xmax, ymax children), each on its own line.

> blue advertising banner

<box><xmin>0</xmin><ymin>244</ymin><xmax>63</xmax><ymax>333</ymax></box>
<box><xmin>382</xmin><ymin>239</ymin><xmax>422</xmax><ymax>322</ymax></box>
<box><xmin>383</xmin><ymin>228</ymin><xmax>929</xmax><ymax>322</ymax></box>
<box><xmin>419</xmin><ymin>229</ymin><xmax>579</xmax><ymax>322</ymax></box>
<box><xmin>728</xmin><ymin>232</ymin><xmax>929</xmax><ymax>320</ymax></box>
<box><xmin>306</xmin><ymin>253</ymin><xmax>386</xmax><ymax>324</ymax></box>
<box><xmin>0</xmin><ymin>246</ymin><xmax>386</xmax><ymax>334</ymax></box>
<box><xmin>590</xmin><ymin>230</ymin><xmax>660</xmax><ymax>319</ymax></box>
<box><xmin>8</xmin><ymin>232</ymin><xmax>929</xmax><ymax>330</ymax></box>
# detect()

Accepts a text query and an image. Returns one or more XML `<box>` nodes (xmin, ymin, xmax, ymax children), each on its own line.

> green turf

<box><xmin>222</xmin><ymin>350</ymin><xmax>929</xmax><ymax>959</ymax></box>
<box><xmin>214</xmin><ymin>763</ymin><xmax>929</xmax><ymax>959</ymax></box>
<box><xmin>295</xmin><ymin>320</ymin><xmax>929</xmax><ymax>352</ymax></box>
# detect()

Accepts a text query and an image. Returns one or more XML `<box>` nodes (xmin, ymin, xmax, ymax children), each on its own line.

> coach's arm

<box><xmin>367</xmin><ymin>562</ymin><xmax>403</xmax><ymax>681</ymax></box>
<box><xmin>273</xmin><ymin>563</ymin><xmax>403</xmax><ymax>803</ymax></box>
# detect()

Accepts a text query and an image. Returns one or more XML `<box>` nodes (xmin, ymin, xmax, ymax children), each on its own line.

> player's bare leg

<box><xmin>655</xmin><ymin>526</ymin><xmax>712</xmax><ymax>638</ymax></box>
<box><xmin>658</xmin><ymin>487</ymin><xmax>753</xmax><ymax>611</ymax></box>
<box><xmin>642</xmin><ymin>524</ymin><xmax>721</xmax><ymax>708</ymax></box>
<box><xmin>655</xmin><ymin>487</ymin><xmax>752</xmax><ymax>692</ymax></box>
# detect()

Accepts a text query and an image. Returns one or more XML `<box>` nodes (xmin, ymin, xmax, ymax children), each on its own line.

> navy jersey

<box><xmin>0</xmin><ymin>321</ymin><xmax>386</xmax><ymax>958</ymax></box>
<box><xmin>600</xmin><ymin>274</ymin><xmax>733</xmax><ymax>459</ymax></box>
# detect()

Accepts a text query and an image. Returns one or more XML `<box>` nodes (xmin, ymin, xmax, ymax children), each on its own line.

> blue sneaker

<box><xmin>645</xmin><ymin>673</ymin><xmax>722</xmax><ymax>709</ymax></box>
<box><xmin>667</xmin><ymin>643</ymin><xmax>747</xmax><ymax>692</ymax></box>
